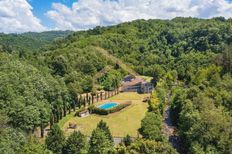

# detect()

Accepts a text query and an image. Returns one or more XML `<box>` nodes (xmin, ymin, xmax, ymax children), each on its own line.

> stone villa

<box><xmin>121</xmin><ymin>75</ymin><xmax>154</xmax><ymax>93</ymax></box>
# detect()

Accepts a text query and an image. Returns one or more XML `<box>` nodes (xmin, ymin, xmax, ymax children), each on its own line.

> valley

<box><xmin>0</xmin><ymin>18</ymin><xmax>231</xmax><ymax>154</ymax></box>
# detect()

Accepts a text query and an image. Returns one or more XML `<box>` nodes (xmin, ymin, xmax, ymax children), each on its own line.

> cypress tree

<box><xmin>100</xmin><ymin>92</ymin><xmax>103</xmax><ymax>100</ymax></box>
<box><xmin>97</xmin><ymin>93</ymin><xmax>99</xmax><ymax>102</ymax></box>
<box><xmin>92</xmin><ymin>94</ymin><xmax>94</xmax><ymax>104</ymax></box>
<box><xmin>50</xmin><ymin>112</ymin><xmax>54</xmax><ymax>126</ymax></box>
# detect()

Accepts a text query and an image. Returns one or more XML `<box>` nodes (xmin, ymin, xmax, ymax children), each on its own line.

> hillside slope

<box><xmin>95</xmin><ymin>47</ymin><xmax>138</xmax><ymax>76</ymax></box>
<box><xmin>0</xmin><ymin>31</ymin><xmax>72</xmax><ymax>53</ymax></box>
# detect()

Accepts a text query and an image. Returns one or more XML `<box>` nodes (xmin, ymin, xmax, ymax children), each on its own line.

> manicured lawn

<box><xmin>59</xmin><ymin>92</ymin><xmax>149</xmax><ymax>137</ymax></box>
<box><xmin>110</xmin><ymin>92</ymin><xmax>148</xmax><ymax>100</ymax></box>
<box><xmin>58</xmin><ymin>112</ymin><xmax>75</xmax><ymax>128</ymax></box>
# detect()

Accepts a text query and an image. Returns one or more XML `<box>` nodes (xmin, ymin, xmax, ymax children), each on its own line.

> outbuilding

<box><xmin>78</xmin><ymin>110</ymin><xmax>90</xmax><ymax>117</ymax></box>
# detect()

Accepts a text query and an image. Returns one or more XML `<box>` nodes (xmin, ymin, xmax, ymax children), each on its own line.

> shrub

<box><xmin>108</xmin><ymin>102</ymin><xmax>131</xmax><ymax>114</ymax></box>
<box><xmin>89</xmin><ymin>107</ymin><xmax>109</xmax><ymax>115</ymax></box>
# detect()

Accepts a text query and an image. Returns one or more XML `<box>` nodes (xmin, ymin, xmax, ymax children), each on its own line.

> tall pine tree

<box><xmin>97</xmin><ymin>120</ymin><xmax>113</xmax><ymax>144</ymax></box>
<box><xmin>89</xmin><ymin>121</ymin><xmax>114</xmax><ymax>154</ymax></box>
<box><xmin>63</xmin><ymin>131</ymin><xmax>88</xmax><ymax>154</ymax></box>
<box><xmin>45</xmin><ymin>124</ymin><xmax>65</xmax><ymax>154</ymax></box>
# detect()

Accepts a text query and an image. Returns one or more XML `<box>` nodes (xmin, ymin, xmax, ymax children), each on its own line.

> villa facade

<box><xmin>121</xmin><ymin>75</ymin><xmax>154</xmax><ymax>93</ymax></box>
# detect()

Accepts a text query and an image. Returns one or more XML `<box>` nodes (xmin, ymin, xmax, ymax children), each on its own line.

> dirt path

<box><xmin>95</xmin><ymin>47</ymin><xmax>138</xmax><ymax>76</ymax></box>
<box><xmin>162</xmin><ymin>92</ymin><xmax>182</xmax><ymax>153</ymax></box>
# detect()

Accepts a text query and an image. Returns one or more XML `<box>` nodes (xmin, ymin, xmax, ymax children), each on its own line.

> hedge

<box><xmin>88</xmin><ymin>102</ymin><xmax>132</xmax><ymax>115</ymax></box>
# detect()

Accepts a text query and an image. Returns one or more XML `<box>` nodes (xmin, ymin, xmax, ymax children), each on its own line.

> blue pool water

<box><xmin>98</xmin><ymin>102</ymin><xmax>118</xmax><ymax>110</ymax></box>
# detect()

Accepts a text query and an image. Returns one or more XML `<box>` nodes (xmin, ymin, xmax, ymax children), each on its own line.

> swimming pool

<box><xmin>98</xmin><ymin>102</ymin><xmax>118</xmax><ymax>110</ymax></box>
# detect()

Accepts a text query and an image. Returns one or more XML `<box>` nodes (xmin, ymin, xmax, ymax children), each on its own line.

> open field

<box><xmin>58</xmin><ymin>92</ymin><xmax>149</xmax><ymax>137</ymax></box>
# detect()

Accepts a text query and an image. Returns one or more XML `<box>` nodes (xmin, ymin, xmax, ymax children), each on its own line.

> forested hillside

<box><xmin>0</xmin><ymin>17</ymin><xmax>231</xmax><ymax>154</ymax></box>
<box><xmin>55</xmin><ymin>17</ymin><xmax>231</xmax><ymax>80</ymax></box>
<box><xmin>0</xmin><ymin>31</ymin><xmax>72</xmax><ymax>54</ymax></box>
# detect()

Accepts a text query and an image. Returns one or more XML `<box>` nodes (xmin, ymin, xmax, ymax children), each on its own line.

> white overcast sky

<box><xmin>1</xmin><ymin>0</ymin><xmax>232</xmax><ymax>33</ymax></box>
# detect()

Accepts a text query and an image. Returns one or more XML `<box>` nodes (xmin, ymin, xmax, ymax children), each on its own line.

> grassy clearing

<box><xmin>59</xmin><ymin>92</ymin><xmax>149</xmax><ymax>137</ymax></box>
<box><xmin>137</xmin><ymin>75</ymin><xmax>153</xmax><ymax>82</ymax></box>
<box><xmin>109</xmin><ymin>92</ymin><xmax>148</xmax><ymax>100</ymax></box>
<box><xmin>58</xmin><ymin>112</ymin><xmax>75</xmax><ymax>128</ymax></box>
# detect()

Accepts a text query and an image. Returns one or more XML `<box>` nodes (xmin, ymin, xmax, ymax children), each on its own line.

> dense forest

<box><xmin>0</xmin><ymin>17</ymin><xmax>232</xmax><ymax>154</ymax></box>
<box><xmin>0</xmin><ymin>31</ymin><xmax>72</xmax><ymax>54</ymax></box>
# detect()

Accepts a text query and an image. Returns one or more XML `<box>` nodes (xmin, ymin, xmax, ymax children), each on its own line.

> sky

<box><xmin>0</xmin><ymin>0</ymin><xmax>232</xmax><ymax>33</ymax></box>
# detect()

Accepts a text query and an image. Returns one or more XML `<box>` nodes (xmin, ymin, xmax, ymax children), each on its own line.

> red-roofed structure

<box><xmin>122</xmin><ymin>75</ymin><xmax>153</xmax><ymax>93</ymax></box>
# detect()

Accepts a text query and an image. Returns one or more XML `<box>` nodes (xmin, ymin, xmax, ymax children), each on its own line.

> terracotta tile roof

<box><xmin>122</xmin><ymin>77</ymin><xmax>145</xmax><ymax>87</ymax></box>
